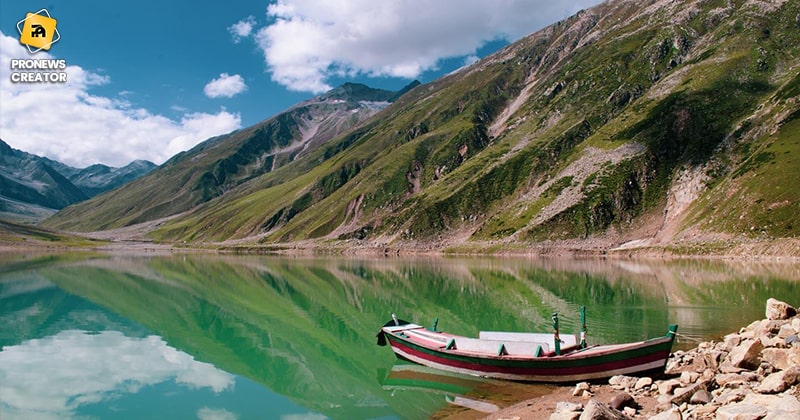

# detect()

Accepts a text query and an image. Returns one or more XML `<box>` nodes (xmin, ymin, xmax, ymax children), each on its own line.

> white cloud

<box><xmin>229</xmin><ymin>16</ymin><xmax>257</xmax><ymax>43</ymax></box>
<box><xmin>0</xmin><ymin>330</ymin><xmax>235</xmax><ymax>419</ymax></box>
<box><xmin>204</xmin><ymin>73</ymin><xmax>248</xmax><ymax>98</ymax></box>
<box><xmin>0</xmin><ymin>31</ymin><xmax>241</xmax><ymax>168</ymax></box>
<box><xmin>255</xmin><ymin>0</ymin><xmax>602</xmax><ymax>93</ymax></box>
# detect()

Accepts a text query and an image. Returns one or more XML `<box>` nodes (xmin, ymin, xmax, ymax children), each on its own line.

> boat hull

<box><xmin>379</xmin><ymin>324</ymin><xmax>676</xmax><ymax>383</ymax></box>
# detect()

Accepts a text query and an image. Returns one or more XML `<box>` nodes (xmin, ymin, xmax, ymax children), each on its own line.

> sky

<box><xmin>0</xmin><ymin>0</ymin><xmax>601</xmax><ymax>168</ymax></box>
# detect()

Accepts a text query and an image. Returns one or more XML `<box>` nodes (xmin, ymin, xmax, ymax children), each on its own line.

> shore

<box><xmin>476</xmin><ymin>298</ymin><xmax>800</xmax><ymax>420</ymax></box>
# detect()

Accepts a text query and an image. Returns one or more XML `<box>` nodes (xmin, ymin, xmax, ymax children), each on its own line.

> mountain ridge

<box><xmin>42</xmin><ymin>0</ymin><xmax>800</xmax><ymax>257</ymax></box>
<box><xmin>0</xmin><ymin>140</ymin><xmax>156</xmax><ymax>222</ymax></box>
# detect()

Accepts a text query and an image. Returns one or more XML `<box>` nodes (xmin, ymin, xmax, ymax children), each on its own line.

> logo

<box><xmin>17</xmin><ymin>9</ymin><xmax>60</xmax><ymax>53</ymax></box>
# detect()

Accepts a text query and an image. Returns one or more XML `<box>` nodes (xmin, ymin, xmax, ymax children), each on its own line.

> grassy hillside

<box><xmin>43</xmin><ymin>0</ymin><xmax>800</xmax><ymax>254</ymax></box>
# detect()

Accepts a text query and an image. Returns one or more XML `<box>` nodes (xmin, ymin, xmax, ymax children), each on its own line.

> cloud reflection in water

<box><xmin>0</xmin><ymin>330</ymin><xmax>235</xmax><ymax>419</ymax></box>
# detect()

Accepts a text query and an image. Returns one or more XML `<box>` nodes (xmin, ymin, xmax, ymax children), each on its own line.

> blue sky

<box><xmin>1</xmin><ymin>0</ymin><xmax>600</xmax><ymax>167</ymax></box>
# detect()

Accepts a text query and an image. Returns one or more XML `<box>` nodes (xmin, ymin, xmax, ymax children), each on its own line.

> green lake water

<box><xmin>0</xmin><ymin>253</ymin><xmax>797</xmax><ymax>419</ymax></box>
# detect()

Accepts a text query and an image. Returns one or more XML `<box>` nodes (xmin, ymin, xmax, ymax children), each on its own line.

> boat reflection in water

<box><xmin>380</xmin><ymin>360</ymin><xmax>561</xmax><ymax>418</ymax></box>
<box><xmin>381</xmin><ymin>362</ymin><xmax>501</xmax><ymax>414</ymax></box>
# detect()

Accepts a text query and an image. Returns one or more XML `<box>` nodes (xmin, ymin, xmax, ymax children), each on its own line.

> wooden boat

<box><xmin>377</xmin><ymin>312</ymin><xmax>678</xmax><ymax>383</ymax></box>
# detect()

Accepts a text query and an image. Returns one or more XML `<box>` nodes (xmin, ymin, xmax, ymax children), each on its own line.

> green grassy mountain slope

<box><xmin>43</xmin><ymin>83</ymin><xmax>416</xmax><ymax>232</ymax></box>
<box><xmin>45</xmin><ymin>0</ymin><xmax>800</xmax><ymax>254</ymax></box>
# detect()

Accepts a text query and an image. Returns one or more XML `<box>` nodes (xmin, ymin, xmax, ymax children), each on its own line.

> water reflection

<box><xmin>0</xmin><ymin>253</ymin><xmax>797</xmax><ymax>419</ymax></box>
<box><xmin>0</xmin><ymin>330</ymin><xmax>233</xmax><ymax>419</ymax></box>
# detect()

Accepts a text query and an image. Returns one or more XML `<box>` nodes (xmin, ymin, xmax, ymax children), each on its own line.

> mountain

<box><xmin>44</xmin><ymin>0</ymin><xmax>800</xmax><ymax>256</ymax></box>
<box><xmin>0</xmin><ymin>140</ymin><xmax>156</xmax><ymax>222</ymax></box>
<box><xmin>43</xmin><ymin>82</ymin><xmax>419</xmax><ymax>231</ymax></box>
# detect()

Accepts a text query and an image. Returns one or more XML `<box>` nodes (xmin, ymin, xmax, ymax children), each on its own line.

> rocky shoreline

<box><xmin>484</xmin><ymin>298</ymin><xmax>800</xmax><ymax>420</ymax></box>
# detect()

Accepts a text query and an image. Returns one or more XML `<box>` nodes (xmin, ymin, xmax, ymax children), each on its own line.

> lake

<box><xmin>1</xmin><ymin>253</ymin><xmax>797</xmax><ymax>419</ymax></box>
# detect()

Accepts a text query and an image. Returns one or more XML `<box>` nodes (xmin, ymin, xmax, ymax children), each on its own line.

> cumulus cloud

<box><xmin>229</xmin><ymin>16</ymin><xmax>257</xmax><ymax>43</ymax></box>
<box><xmin>0</xmin><ymin>31</ymin><xmax>241</xmax><ymax>168</ymax></box>
<box><xmin>254</xmin><ymin>0</ymin><xmax>602</xmax><ymax>93</ymax></box>
<box><xmin>204</xmin><ymin>73</ymin><xmax>248</xmax><ymax>98</ymax></box>
<box><xmin>0</xmin><ymin>330</ymin><xmax>235</xmax><ymax>419</ymax></box>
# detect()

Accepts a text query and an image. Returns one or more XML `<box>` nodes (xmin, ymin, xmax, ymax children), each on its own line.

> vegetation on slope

<box><xmin>42</xmin><ymin>0</ymin><xmax>800</xmax><ymax>254</ymax></box>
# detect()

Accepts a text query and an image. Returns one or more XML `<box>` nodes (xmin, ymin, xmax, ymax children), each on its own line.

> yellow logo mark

<box><xmin>17</xmin><ymin>9</ymin><xmax>60</xmax><ymax>53</ymax></box>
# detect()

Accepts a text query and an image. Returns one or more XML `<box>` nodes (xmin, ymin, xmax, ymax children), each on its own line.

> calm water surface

<box><xmin>0</xmin><ymin>253</ymin><xmax>797</xmax><ymax>419</ymax></box>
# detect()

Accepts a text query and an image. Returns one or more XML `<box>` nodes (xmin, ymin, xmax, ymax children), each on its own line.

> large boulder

<box><xmin>765</xmin><ymin>298</ymin><xmax>797</xmax><ymax>320</ymax></box>
<box><xmin>726</xmin><ymin>338</ymin><xmax>763</xmax><ymax>370</ymax></box>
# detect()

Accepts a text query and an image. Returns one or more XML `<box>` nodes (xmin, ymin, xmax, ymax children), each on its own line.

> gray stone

<box><xmin>555</xmin><ymin>401</ymin><xmax>583</xmax><ymax>413</ymax></box>
<box><xmin>578</xmin><ymin>399</ymin><xmax>630</xmax><ymax>420</ymax></box>
<box><xmin>715</xmin><ymin>403</ymin><xmax>768</xmax><ymax>420</ymax></box>
<box><xmin>786</xmin><ymin>334</ymin><xmax>799</xmax><ymax>346</ymax></box>
<box><xmin>727</xmin><ymin>339</ymin><xmax>763</xmax><ymax>370</ymax></box>
<box><xmin>647</xmin><ymin>407</ymin><xmax>682</xmax><ymax>420</ymax></box>
<box><xmin>766</xmin><ymin>298</ymin><xmax>796</xmax><ymax>320</ymax></box>
<box><xmin>690</xmin><ymin>389</ymin><xmax>712</xmax><ymax>404</ymax></box>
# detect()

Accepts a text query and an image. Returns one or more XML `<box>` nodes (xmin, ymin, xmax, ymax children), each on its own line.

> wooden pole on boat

<box><xmin>552</xmin><ymin>312</ymin><xmax>561</xmax><ymax>355</ymax></box>
<box><xmin>580</xmin><ymin>306</ymin><xmax>587</xmax><ymax>349</ymax></box>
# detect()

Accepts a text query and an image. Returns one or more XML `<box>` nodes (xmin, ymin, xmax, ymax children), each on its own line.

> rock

<box><xmin>714</xmin><ymin>388</ymin><xmax>747</xmax><ymax>405</ymax></box>
<box><xmin>723</xmin><ymin>334</ymin><xmax>742</xmax><ymax>351</ymax></box>
<box><xmin>702</xmin><ymin>350</ymin><xmax>724</xmax><ymax>371</ymax></box>
<box><xmin>715</xmin><ymin>373</ymin><xmax>746</xmax><ymax>387</ymax></box>
<box><xmin>635</xmin><ymin>377</ymin><xmax>653</xmax><ymax>390</ymax></box>
<box><xmin>765</xmin><ymin>298</ymin><xmax>796</xmax><ymax>320</ymax></box>
<box><xmin>761</xmin><ymin>347</ymin><xmax>800</xmax><ymax>371</ymax></box>
<box><xmin>690</xmin><ymin>389</ymin><xmax>712</xmax><ymax>404</ymax></box>
<box><xmin>578</xmin><ymin>399</ymin><xmax>630</xmax><ymax>420</ymax></box>
<box><xmin>670</xmin><ymin>380</ymin><xmax>709</xmax><ymax>406</ymax></box>
<box><xmin>692</xmin><ymin>404</ymin><xmax>719</xmax><ymax>417</ymax></box>
<box><xmin>777</xmin><ymin>323</ymin><xmax>795</xmax><ymax>340</ymax></box>
<box><xmin>622</xmin><ymin>407</ymin><xmax>636</xmax><ymax>417</ymax></box>
<box><xmin>658</xmin><ymin>379</ymin><xmax>681</xmax><ymax>395</ymax></box>
<box><xmin>648</xmin><ymin>407</ymin><xmax>682</xmax><ymax>420</ymax></box>
<box><xmin>786</xmin><ymin>334</ymin><xmax>799</xmax><ymax>346</ymax></box>
<box><xmin>757</xmin><ymin>366</ymin><xmax>800</xmax><ymax>394</ymax></box>
<box><xmin>609</xmin><ymin>392</ymin><xmax>636</xmax><ymax>410</ymax></box>
<box><xmin>766</xmin><ymin>395</ymin><xmax>800</xmax><ymax>418</ymax></box>
<box><xmin>679</xmin><ymin>371</ymin><xmax>699</xmax><ymax>385</ymax></box>
<box><xmin>609</xmin><ymin>375</ymin><xmax>637</xmax><ymax>390</ymax></box>
<box><xmin>573</xmin><ymin>382</ymin><xmax>591</xmax><ymax>397</ymax></box>
<box><xmin>715</xmin><ymin>404</ymin><xmax>768</xmax><ymax>420</ymax></box>
<box><xmin>792</xmin><ymin>318</ymin><xmax>800</xmax><ymax>332</ymax></box>
<box><xmin>555</xmin><ymin>401</ymin><xmax>583</xmax><ymax>413</ymax></box>
<box><xmin>726</xmin><ymin>339</ymin><xmax>763</xmax><ymax>370</ymax></box>
<box><xmin>550</xmin><ymin>413</ymin><xmax>580</xmax><ymax>420</ymax></box>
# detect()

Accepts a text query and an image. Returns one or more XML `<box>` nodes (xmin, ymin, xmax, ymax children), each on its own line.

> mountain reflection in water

<box><xmin>0</xmin><ymin>253</ymin><xmax>796</xmax><ymax>419</ymax></box>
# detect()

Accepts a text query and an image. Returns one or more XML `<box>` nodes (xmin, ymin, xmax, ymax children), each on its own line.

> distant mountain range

<box><xmin>0</xmin><ymin>140</ymin><xmax>156</xmax><ymax>222</ymax></box>
<box><xmin>37</xmin><ymin>0</ymin><xmax>800</xmax><ymax>255</ymax></box>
